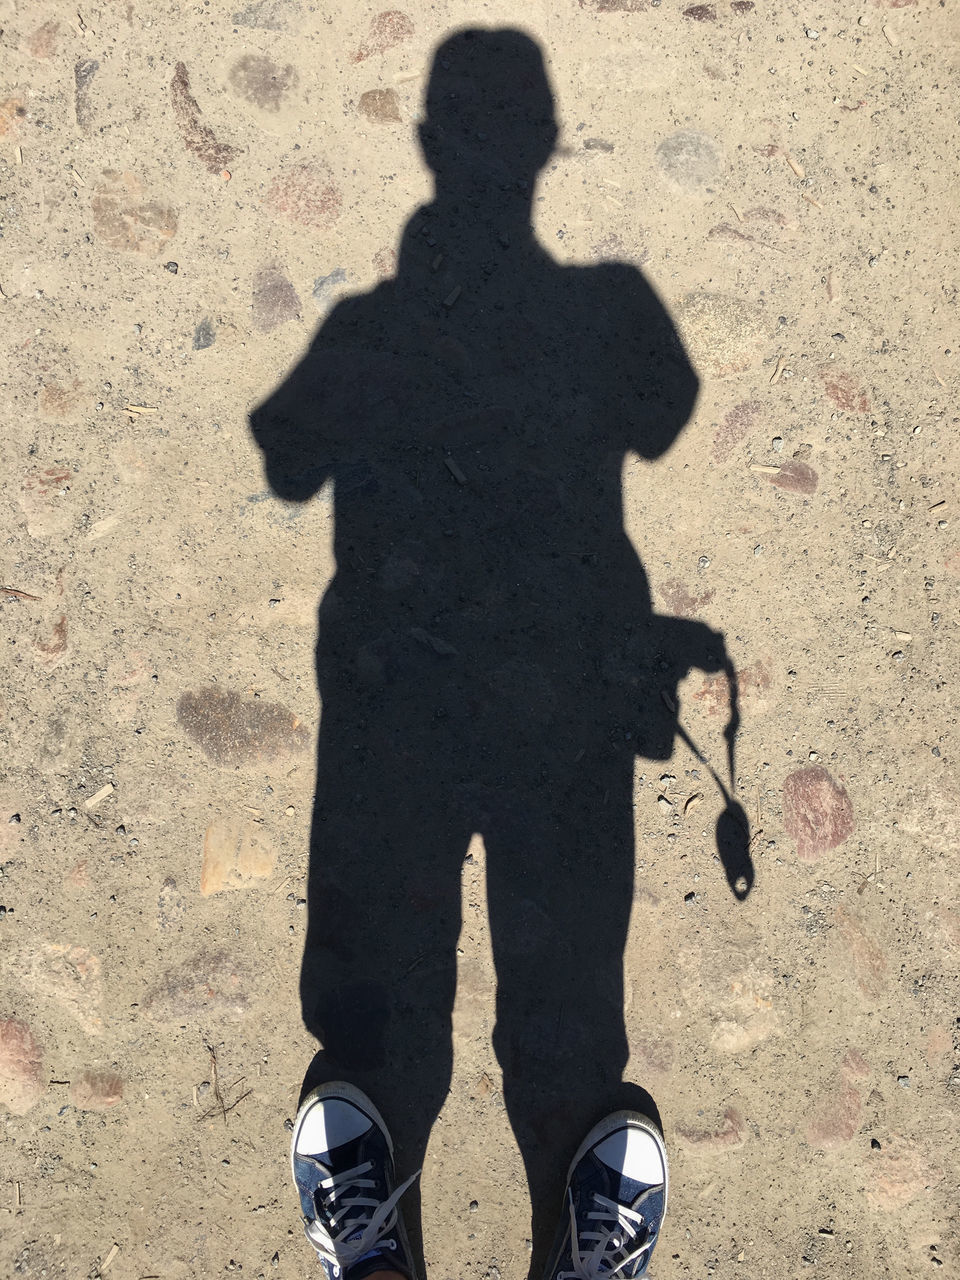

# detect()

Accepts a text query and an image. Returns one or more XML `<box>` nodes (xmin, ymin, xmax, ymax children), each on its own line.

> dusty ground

<box><xmin>2</xmin><ymin>1</ymin><xmax>959</xmax><ymax>1277</ymax></box>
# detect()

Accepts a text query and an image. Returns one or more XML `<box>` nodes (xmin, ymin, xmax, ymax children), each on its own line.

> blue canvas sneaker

<box><xmin>543</xmin><ymin>1111</ymin><xmax>668</xmax><ymax>1280</ymax></box>
<box><xmin>291</xmin><ymin>1082</ymin><xmax>419</xmax><ymax>1280</ymax></box>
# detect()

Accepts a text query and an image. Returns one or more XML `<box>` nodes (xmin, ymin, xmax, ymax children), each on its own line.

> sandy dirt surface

<box><xmin>1</xmin><ymin>2</ymin><xmax>959</xmax><ymax>1278</ymax></box>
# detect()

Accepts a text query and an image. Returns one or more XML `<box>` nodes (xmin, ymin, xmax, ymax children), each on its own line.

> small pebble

<box><xmin>772</xmin><ymin>436</ymin><xmax>783</xmax><ymax>453</ymax></box>
<box><xmin>897</xmin><ymin>1075</ymin><xmax>910</xmax><ymax>1088</ymax></box>
<box><xmin>805</xmin><ymin>28</ymin><xmax>820</xmax><ymax>40</ymax></box>
<box><xmin>193</xmin><ymin>318</ymin><xmax>216</xmax><ymax>350</ymax></box>
<box><xmin>698</xmin><ymin>555</ymin><xmax>710</xmax><ymax>569</ymax></box>
<box><xmin>165</xmin><ymin>261</ymin><xmax>179</xmax><ymax>274</ymax></box>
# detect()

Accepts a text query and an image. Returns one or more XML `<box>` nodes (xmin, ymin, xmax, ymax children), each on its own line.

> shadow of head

<box><xmin>417</xmin><ymin>28</ymin><xmax>559</xmax><ymax>186</ymax></box>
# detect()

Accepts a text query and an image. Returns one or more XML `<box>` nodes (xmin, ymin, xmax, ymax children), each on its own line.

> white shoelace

<box><xmin>558</xmin><ymin>1187</ymin><xmax>659</xmax><ymax>1280</ymax></box>
<box><xmin>303</xmin><ymin>1159</ymin><xmax>420</xmax><ymax>1275</ymax></box>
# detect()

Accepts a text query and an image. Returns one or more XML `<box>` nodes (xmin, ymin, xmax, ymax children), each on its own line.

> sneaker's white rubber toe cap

<box><xmin>295</xmin><ymin>1099</ymin><xmax>373</xmax><ymax>1157</ymax></box>
<box><xmin>594</xmin><ymin>1127</ymin><xmax>666</xmax><ymax>1187</ymax></box>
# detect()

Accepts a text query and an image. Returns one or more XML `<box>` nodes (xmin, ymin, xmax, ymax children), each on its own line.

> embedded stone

<box><xmin>782</xmin><ymin>765</ymin><xmax>855</xmax><ymax>862</ymax></box>
<box><xmin>91</xmin><ymin>170</ymin><xmax>177</xmax><ymax>256</ymax></box>
<box><xmin>70</xmin><ymin>1068</ymin><xmax>124</xmax><ymax>1111</ymax></box>
<box><xmin>358</xmin><ymin>88</ymin><xmax>402</xmax><ymax>122</ymax></box>
<box><xmin>656</xmin><ymin>130</ymin><xmax>724</xmax><ymax>193</ymax></box>
<box><xmin>268</xmin><ymin>163</ymin><xmax>342</xmax><ymax>230</ymax></box>
<box><xmin>228</xmin><ymin>54</ymin><xmax>298</xmax><ymax>112</ymax></box>
<box><xmin>201</xmin><ymin>819</ymin><xmax>276</xmax><ymax>894</ymax></box>
<box><xmin>352</xmin><ymin>10</ymin><xmax>414</xmax><ymax>63</ymax></box>
<box><xmin>675</xmin><ymin>293</ymin><xmax>765</xmax><ymax>378</ymax></box>
<box><xmin>177</xmin><ymin>686</ymin><xmax>309</xmax><ymax>766</ymax></box>
<box><xmin>143</xmin><ymin>950</ymin><xmax>248</xmax><ymax>1021</ymax></box>
<box><xmin>0</xmin><ymin>1018</ymin><xmax>44</xmax><ymax>1115</ymax></box>
<box><xmin>252</xmin><ymin>265</ymin><xmax>301</xmax><ymax>332</ymax></box>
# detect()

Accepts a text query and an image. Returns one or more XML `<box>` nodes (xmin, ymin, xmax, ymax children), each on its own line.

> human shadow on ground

<box><xmin>251</xmin><ymin>27</ymin><xmax>752</xmax><ymax>1279</ymax></box>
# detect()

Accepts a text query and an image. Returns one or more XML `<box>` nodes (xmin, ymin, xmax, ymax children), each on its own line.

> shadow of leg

<box><xmin>485</xmin><ymin>759</ymin><xmax>644</xmax><ymax>1280</ymax></box>
<box><xmin>298</xmin><ymin>721</ymin><xmax>467</xmax><ymax>1276</ymax></box>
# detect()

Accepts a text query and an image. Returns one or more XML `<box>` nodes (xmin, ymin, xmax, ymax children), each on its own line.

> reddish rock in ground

<box><xmin>26</xmin><ymin>20</ymin><xmax>61</xmax><ymax>60</ymax></box>
<box><xmin>0</xmin><ymin>96</ymin><xmax>26</xmax><ymax>138</ymax></box>
<box><xmin>677</xmin><ymin>1106</ymin><xmax>746</xmax><ymax>1150</ymax></box>
<box><xmin>0</xmin><ymin>1017</ymin><xmax>45</xmax><ymax>1115</ymax></box>
<box><xmin>841</xmin><ymin>1047</ymin><xmax>871</xmax><ymax>1080</ymax></box>
<box><xmin>658</xmin><ymin>578</ymin><xmax>715</xmax><ymax>618</ymax></box>
<box><xmin>91</xmin><ymin>170</ymin><xmax>178</xmax><ymax>256</ymax></box>
<box><xmin>819</xmin><ymin>366</ymin><xmax>870</xmax><ymax>413</ymax></box>
<box><xmin>38</xmin><ymin>378</ymin><xmax>86</xmax><ymax>422</ymax></box>
<box><xmin>251</xmin><ymin>265</ymin><xmax>301</xmax><ymax>332</ymax></box>
<box><xmin>19</xmin><ymin>466</ymin><xmax>75</xmax><ymax>537</ymax></box>
<box><xmin>694</xmin><ymin>659</ymin><xmax>771</xmax><ymax>718</ymax></box>
<box><xmin>267</xmin><ymin>163</ymin><xmax>342</xmax><ymax>230</ymax></box>
<box><xmin>20</xmin><ymin>466</ymin><xmax>72</xmax><ymax>496</ymax></box>
<box><xmin>373</xmin><ymin>247</ymin><xmax>398</xmax><ymax>278</ymax></box>
<box><xmin>865</xmin><ymin>1134</ymin><xmax>940</xmax><ymax>1211</ymax></box>
<box><xmin>171</xmin><ymin>62</ymin><xmax>239</xmax><ymax>174</ymax></box>
<box><xmin>33</xmin><ymin>614</ymin><xmax>68</xmax><ymax>666</ymax></box>
<box><xmin>713</xmin><ymin>400</ymin><xmax>762</xmax><ymax>462</ymax></box>
<box><xmin>358</xmin><ymin>88</ymin><xmax>401</xmax><ymax>122</ymax></box>
<box><xmin>782</xmin><ymin>765</ymin><xmax>855</xmax><ymax>862</ymax></box>
<box><xmin>177</xmin><ymin>687</ymin><xmax>309</xmax><ymax>766</ymax></box>
<box><xmin>143</xmin><ymin>950</ymin><xmax>248</xmax><ymax>1021</ymax></box>
<box><xmin>768</xmin><ymin>459</ymin><xmax>819</xmax><ymax>495</ymax></box>
<box><xmin>630</xmin><ymin>1032</ymin><xmax>674</xmax><ymax>1073</ymax></box>
<box><xmin>806</xmin><ymin>1077</ymin><xmax>861</xmax><ymax>1148</ymax></box>
<box><xmin>70</xmin><ymin>1068</ymin><xmax>124</xmax><ymax>1111</ymax></box>
<box><xmin>836</xmin><ymin>906</ymin><xmax>888</xmax><ymax>999</ymax></box>
<box><xmin>66</xmin><ymin>860</ymin><xmax>91</xmax><ymax>890</ymax></box>
<box><xmin>353</xmin><ymin>11</ymin><xmax>415</xmax><ymax>62</ymax></box>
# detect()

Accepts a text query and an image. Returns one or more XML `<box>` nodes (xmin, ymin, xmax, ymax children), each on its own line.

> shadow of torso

<box><xmin>255</xmin><ymin>208</ymin><xmax>699</xmax><ymax>777</ymax></box>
